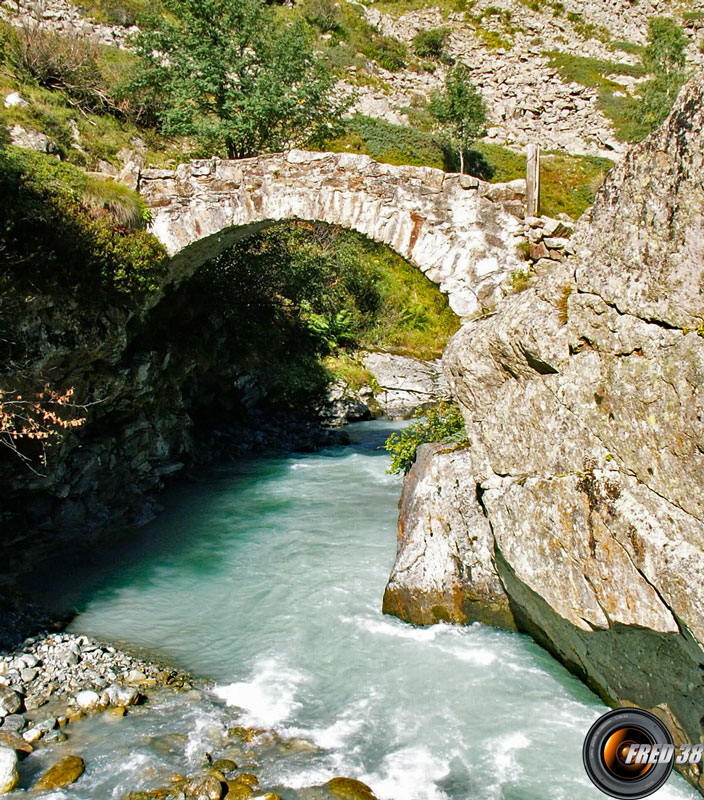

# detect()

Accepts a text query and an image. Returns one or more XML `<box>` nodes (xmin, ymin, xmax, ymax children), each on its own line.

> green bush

<box><xmin>7</xmin><ymin>23</ymin><xmax>111</xmax><ymax>112</ymax></box>
<box><xmin>385</xmin><ymin>402</ymin><xmax>467</xmax><ymax>474</ymax></box>
<box><xmin>304</xmin><ymin>0</ymin><xmax>344</xmax><ymax>33</ymax></box>
<box><xmin>0</xmin><ymin>146</ymin><xmax>166</xmax><ymax>296</ymax></box>
<box><xmin>634</xmin><ymin>17</ymin><xmax>688</xmax><ymax>132</ymax></box>
<box><xmin>413</xmin><ymin>27</ymin><xmax>450</xmax><ymax>59</ymax></box>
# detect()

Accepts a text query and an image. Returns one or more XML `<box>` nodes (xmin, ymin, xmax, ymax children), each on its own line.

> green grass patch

<box><xmin>610</xmin><ymin>40</ymin><xmax>644</xmax><ymax>57</ymax></box>
<box><xmin>303</xmin><ymin>0</ymin><xmax>409</xmax><ymax>72</ymax></box>
<box><xmin>324</xmin><ymin>353</ymin><xmax>377</xmax><ymax>391</ymax></box>
<box><xmin>540</xmin><ymin>151</ymin><xmax>613</xmax><ymax>219</ymax></box>
<box><xmin>546</xmin><ymin>50</ymin><xmax>650</xmax><ymax>143</ymax></box>
<box><xmin>320</xmin><ymin>116</ymin><xmax>611</xmax><ymax>220</ymax></box>
<box><xmin>682</xmin><ymin>11</ymin><xmax>704</xmax><ymax>23</ymax></box>
<box><xmin>546</xmin><ymin>51</ymin><xmax>645</xmax><ymax>87</ymax></box>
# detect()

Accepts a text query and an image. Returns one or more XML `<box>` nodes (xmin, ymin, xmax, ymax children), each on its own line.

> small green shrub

<box><xmin>7</xmin><ymin>23</ymin><xmax>111</xmax><ymax>112</ymax></box>
<box><xmin>504</xmin><ymin>267</ymin><xmax>533</xmax><ymax>295</ymax></box>
<box><xmin>304</xmin><ymin>0</ymin><xmax>344</xmax><ymax>33</ymax></box>
<box><xmin>385</xmin><ymin>402</ymin><xmax>467</xmax><ymax>474</ymax></box>
<box><xmin>412</xmin><ymin>26</ymin><xmax>450</xmax><ymax>59</ymax></box>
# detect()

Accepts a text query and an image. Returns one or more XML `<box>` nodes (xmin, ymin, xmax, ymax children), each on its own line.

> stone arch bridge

<box><xmin>140</xmin><ymin>149</ymin><xmax>527</xmax><ymax>318</ymax></box>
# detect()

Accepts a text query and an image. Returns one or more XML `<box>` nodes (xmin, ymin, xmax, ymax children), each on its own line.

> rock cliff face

<box><xmin>383</xmin><ymin>74</ymin><xmax>704</xmax><ymax>792</ymax></box>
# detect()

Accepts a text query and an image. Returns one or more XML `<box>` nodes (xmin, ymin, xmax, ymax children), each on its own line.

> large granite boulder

<box><xmin>383</xmin><ymin>74</ymin><xmax>704</xmax><ymax>792</ymax></box>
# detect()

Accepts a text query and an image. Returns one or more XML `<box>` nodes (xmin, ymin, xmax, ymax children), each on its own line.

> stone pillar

<box><xmin>526</xmin><ymin>143</ymin><xmax>540</xmax><ymax>218</ymax></box>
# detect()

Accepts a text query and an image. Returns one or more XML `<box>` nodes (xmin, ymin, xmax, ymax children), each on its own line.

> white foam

<box><xmin>306</xmin><ymin>698</ymin><xmax>371</xmax><ymax>750</ymax></box>
<box><xmin>436</xmin><ymin>642</ymin><xmax>497</xmax><ymax>667</ymax></box>
<box><xmin>359</xmin><ymin>617</ymin><xmax>442</xmax><ymax>642</ymax></box>
<box><xmin>213</xmin><ymin>657</ymin><xmax>306</xmax><ymax>727</ymax></box>
<box><xmin>486</xmin><ymin>731</ymin><xmax>531</xmax><ymax>789</ymax></box>
<box><xmin>362</xmin><ymin>745</ymin><xmax>450</xmax><ymax>800</ymax></box>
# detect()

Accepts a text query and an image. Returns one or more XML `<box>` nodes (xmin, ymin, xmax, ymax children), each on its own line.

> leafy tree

<box><xmin>637</xmin><ymin>17</ymin><xmax>688</xmax><ymax>131</ymax></box>
<box><xmin>429</xmin><ymin>64</ymin><xmax>487</xmax><ymax>174</ymax></box>
<box><xmin>126</xmin><ymin>0</ymin><xmax>348</xmax><ymax>158</ymax></box>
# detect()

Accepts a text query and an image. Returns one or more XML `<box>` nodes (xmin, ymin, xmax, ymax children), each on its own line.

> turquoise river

<box><xmin>15</xmin><ymin>421</ymin><xmax>700</xmax><ymax>800</ymax></box>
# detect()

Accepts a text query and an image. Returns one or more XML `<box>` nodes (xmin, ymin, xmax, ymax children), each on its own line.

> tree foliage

<box><xmin>385</xmin><ymin>402</ymin><xmax>467</xmax><ymax>474</ymax></box>
<box><xmin>126</xmin><ymin>0</ymin><xmax>348</xmax><ymax>158</ymax></box>
<box><xmin>429</xmin><ymin>64</ymin><xmax>487</xmax><ymax>173</ymax></box>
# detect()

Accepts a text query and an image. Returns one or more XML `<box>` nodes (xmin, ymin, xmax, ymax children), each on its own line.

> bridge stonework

<box><xmin>140</xmin><ymin>149</ymin><xmax>527</xmax><ymax>318</ymax></box>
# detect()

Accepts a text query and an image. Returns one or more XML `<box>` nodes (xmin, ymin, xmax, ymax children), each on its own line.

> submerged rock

<box><xmin>181</xmin><ymin>774</ymin><xmax>224</xmax><ymax>799</ymax></box>
<box><xmin>383</xmin><ymin>73</ymin><xmax>704</xmax><ymax>794</ymax></box>
<box><xmin>34</xmin><ymin>754</ymin><xmax>85</xmax><ymax>791</ymax></box>
<box><xmin>0</xmin><ymin>747</ymin><xmax>18</xmax><ymax>793</ymax></box>
<box><xmin>235</xmin><ymin>773</ymin><xmax>258</xmax><ymax>787</ymax></box>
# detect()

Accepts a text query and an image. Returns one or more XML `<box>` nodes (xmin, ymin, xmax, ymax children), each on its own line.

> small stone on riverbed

<box><xmin>75</xmin><ymin>689</ymin><xmax>101</xmax><ymax>710</ymax></box>
<box><xmin>0</xmin><ymin>689</ymin><xmax>22</xmax><ymax>716</ymax></box>
<box><xmin>1</xmin><ymin>714</ymin><xmax>25</xmax><ymax>733</ymax></box>
<box><xmin>0</xmin><ymin>731</ymin><xmax>32</xmax><ymax>753</ymax></box>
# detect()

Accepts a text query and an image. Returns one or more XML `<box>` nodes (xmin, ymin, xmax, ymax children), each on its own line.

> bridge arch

<box><xmin>140</xmin><ymin>150</ymin><xmax>527</xmax><ymax>318</ymax></box>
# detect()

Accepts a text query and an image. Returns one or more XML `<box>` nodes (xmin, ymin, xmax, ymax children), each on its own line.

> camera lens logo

<box><xmin>583</xmin><ymin>709</ymin><xmax>674</xmax><ymax>799</ymax></box>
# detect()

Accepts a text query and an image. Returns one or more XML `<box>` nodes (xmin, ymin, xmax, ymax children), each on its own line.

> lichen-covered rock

<box><xmin>383</xmin><ymin>74</ymin><xmax>704</xmax><ymax>793</ymax></box>
<box><xmin>382</xmin><ymin>442</ymin><xmax>514</xmax><ymax>628</ymax></box>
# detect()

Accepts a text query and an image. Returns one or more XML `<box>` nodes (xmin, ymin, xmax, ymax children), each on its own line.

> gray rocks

<box><xmin>363</xmin><ymin>353</ymin><xmax>449</xmax><ymax>419</ymax></box>
<box><xmin>8</xmin><ymin>124</ymin><xmax>58</xmax><ymax>155</ymax></box>
<box><xmin>74</xmin><ymin>689</ymin><xmax>101</xmax><ymax>711</ymax></box>
<box><xmin>321</xmin><ymin>381</ymin><xmax>375</xmax><ymax>427</ymax></box>
<box><xmin>105</xmin><ymin>682</ymin><xmax>139</xmax><ymax>707</ymax></box>
<box><xmin>320</xmin><ymin>352</ymin><xmax>451</xmax><ymax>425</ymax></box>
<box><xmin>0</xmin><ymin>747</ymin><xmax>18</xmax><ymax>793</ymax></box>
<box><xmin>3</xmin><ymin>92</ymin><xmax>28</xmax><ymax>108</ymax></box>
<box><xmin>383</xmin><ymin>443</ymin><xmax>514</xmax><ymax>628</ymax></box>
<box><xmin>0</xmin><ymin>689</ymin><xmax>22</xmax><ymax>717</ymax></box>
<box><xmin>0</xmin><ymin>631</ymin><xmax>191</xmax><ymax>747</ymax></box>
<box><xmin>383</xmin><ymin>74</ymin><xmax>704</xmax><ymax>793</ymax></box>
<box><xmin>1</xmin><ymin>0</ymin><xmax>136</xmax><ymax>49</ymax></box>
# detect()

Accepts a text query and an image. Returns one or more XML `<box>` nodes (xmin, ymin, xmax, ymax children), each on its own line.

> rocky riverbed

<box><xmin>0</xmin><ymin>631</ymin><xmax>383</xmax><ymax>800</ymax></box>
<box><xmin>0</xmin><ymin>631</ymin><xmax>193</xmax><ymax>793</ymax></box>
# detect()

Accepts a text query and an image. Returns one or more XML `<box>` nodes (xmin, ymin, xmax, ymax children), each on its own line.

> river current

<box><xmin>18</xmin><ymin>421</ymin><xmax>698</xmax><ymax>799</ymax></box>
